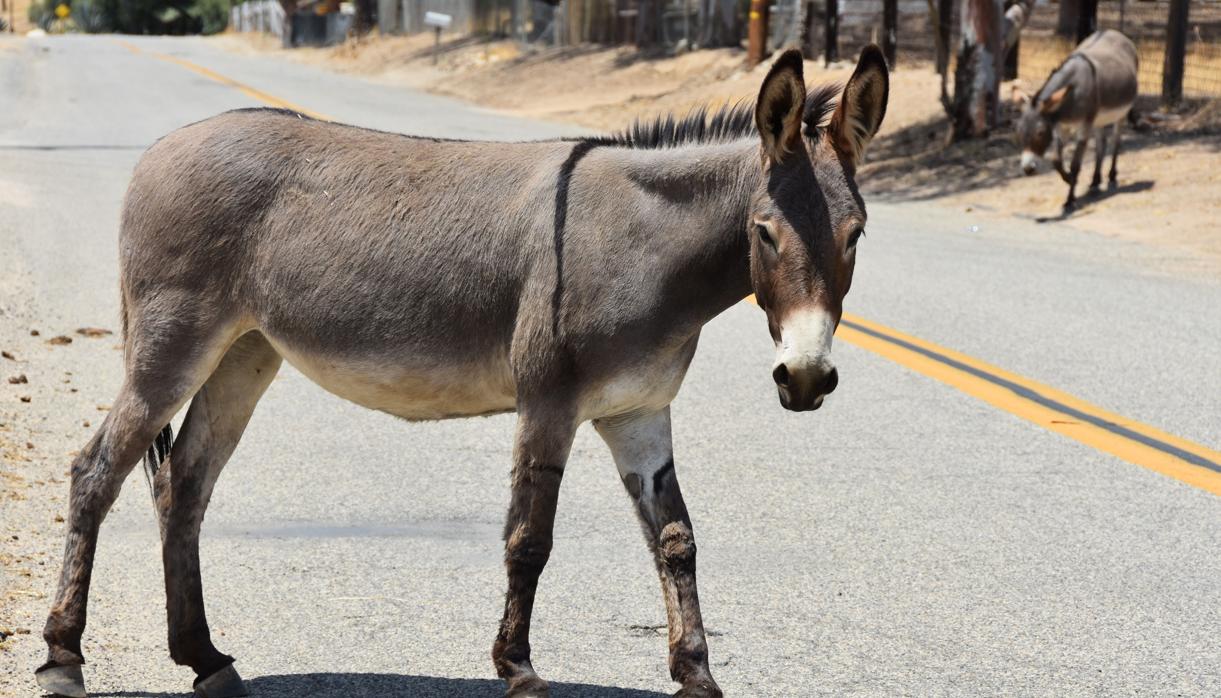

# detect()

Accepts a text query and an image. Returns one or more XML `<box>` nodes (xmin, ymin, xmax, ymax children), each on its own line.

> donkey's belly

<box><xmin>268</xmin><ymin>340</ymin><xmax>518</xmax><ymax>420</ymax></box>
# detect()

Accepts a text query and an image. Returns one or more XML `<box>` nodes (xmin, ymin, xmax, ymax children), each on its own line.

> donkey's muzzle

<box><xmin>1020</xmin><ymin>150</ymin><xmax>1039</xmax><ymax>176</ymax></box>
<box><xmin>774</xmin><ymin>364</ymin><xmax>838</xmax><ymax>412</ymax></box>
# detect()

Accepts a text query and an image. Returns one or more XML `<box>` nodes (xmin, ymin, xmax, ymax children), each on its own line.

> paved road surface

<box><xmin>2</xmin><ymin>35</ymin><xmax>1219</xmax><ymax>697</ymax></box>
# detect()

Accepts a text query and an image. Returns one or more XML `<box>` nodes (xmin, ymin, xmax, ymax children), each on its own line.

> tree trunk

<box><xmin>950</xmin><ymin>0</ymin><xmax>1034</xmax><ymax>139</ymax></box>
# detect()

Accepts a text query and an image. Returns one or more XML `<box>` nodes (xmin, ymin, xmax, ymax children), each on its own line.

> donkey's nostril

<box><xmin>772</xmin><ymin>364</ymin><xmax>790</xmax><ymax>388</ymax></box>
<box><xmin>821</xmin><ymin>367</ymin><xmax>839</xmax><ymax>395</ymax></box>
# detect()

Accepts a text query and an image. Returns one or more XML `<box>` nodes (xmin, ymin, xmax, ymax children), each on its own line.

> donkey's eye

<box><xmin>847</xmin><ymin>227</ymin><xmax>865</xmax><ymax>249</ymax></box>
<box><xmin>756</xmin><ymin>224</ymin><xmax>778</xmax><ymax>252</ymax></box>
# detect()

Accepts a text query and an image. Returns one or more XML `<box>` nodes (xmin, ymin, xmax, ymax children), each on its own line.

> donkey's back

<box><xmin>1075</xmin><ymin>29</ymin><xmax>1138</xmax><ymax>120</ymax></box>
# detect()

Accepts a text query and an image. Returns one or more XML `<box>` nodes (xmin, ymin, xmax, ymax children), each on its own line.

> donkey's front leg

<box><xmin>493</xmin><ymin>405</ymin><xmax>578</xmax><ymax>697</ymax></box>
<box><xmin>594</xmin><ymin>407</ymin><xmax>721</xmax><ymax>698</ymax></box>
<box><xmin>1064</xmin><ymin>124</ymin><xmax>1093</xmax><ymax>211</ymax></box>
<box><xmin>1051</xmin><ymin>130</ymin><xmax>1070</xmax><ymax>184</ymax></box>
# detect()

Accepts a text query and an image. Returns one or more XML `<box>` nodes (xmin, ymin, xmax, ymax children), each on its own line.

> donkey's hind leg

<box><xmin>1089</xmin><ymin>128</ymin><xmax>1108</xmax><ymax>194</ymax></box>
<box><xmin>149</xmin><ymin>332</ymin><xmax>281</xmax><ymax>697</ymax></box>
<box><xmin>38</xmin><ymin>323</ymin><xmax>236</xmax><ymax>697</ymax></box>
<box><xmin>1108</xmin><ymin>121</ymin><xmax>1122</xmax><ymax>188</ymax></box>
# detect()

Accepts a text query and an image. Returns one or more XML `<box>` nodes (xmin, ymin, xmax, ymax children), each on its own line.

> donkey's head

<box><xmin>1015</xmin><ymin>86</ymin><xmax>1070</xmax><ymax>175</ymax></box>
<box><xmin>749</xmin><ymin>47</ymin><xmax>888</xmax><ymax>412</ymax></box>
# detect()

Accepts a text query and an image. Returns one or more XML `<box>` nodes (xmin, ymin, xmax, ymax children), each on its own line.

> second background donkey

<box><xmin>1016</xmin><ymin>30</ymin><xmax>1139</xmax><ymax>211</ymax></box>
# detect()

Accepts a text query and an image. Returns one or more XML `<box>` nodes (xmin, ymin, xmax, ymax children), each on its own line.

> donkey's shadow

<box><xmin>96</xmin><ymin>672</ymin><xmax>670</xmax><ymax>697</ymax></box>
<box><xmin>1033</xmin><ymin>180</ymin><xmax>1156</xmax><ymax>223</ymax></box>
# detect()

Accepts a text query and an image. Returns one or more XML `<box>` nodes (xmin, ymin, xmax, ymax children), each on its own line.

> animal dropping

<box><xmin>75</xmin><ymin>327</ymin><xmax>113</xmax><ymax>338</ymax></box>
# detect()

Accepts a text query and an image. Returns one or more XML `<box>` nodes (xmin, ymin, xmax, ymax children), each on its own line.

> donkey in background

<box><xmin>37</xmin><ymin>47</ymin><xmax>889</xmax><ymax>698</ymax></box>
<box><xmin>1016</xmin><ymin>29</ymin><xmax>1139</xmax><ymax>211</ymax></box>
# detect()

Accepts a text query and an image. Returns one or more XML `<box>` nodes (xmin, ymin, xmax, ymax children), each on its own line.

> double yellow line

<box><xmin>119</xmin><ymin>38</ymin><xmax>1221</xmax><ymax>496</ymax></box>
<box><xmin>837</xmin><ymin>314</ymin><xmax>1221</xmax><ymax>496</ymax></box>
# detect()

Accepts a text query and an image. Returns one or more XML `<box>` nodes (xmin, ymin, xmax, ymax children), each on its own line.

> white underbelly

<box><xmin>269</xmin><ymin>340</ymin><xmax>518</xmax><ymax>420</ymax></box>
<box><xmin>1095</xmin><ymin>103</ymin><xmax>1132</xmax><ymax>126</ymax></box>
<box><xmin>1058</xmin><ymin>103</ymin><xmax>1131</xmax><ymax>136</ymax></box>
<box><xmin>263</xmin><ymin>331</ymin><xmax>698</xmax><ymax>423</ymax></box>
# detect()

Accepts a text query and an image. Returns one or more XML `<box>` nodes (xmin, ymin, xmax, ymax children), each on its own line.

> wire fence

<box><xmin>1019</xmin><ymin>0</ymin><xmax>1221</xmax><ymax>98</ymax></box>
<box><xmin>243</xmin><ymin>0</ymin><xmax>1220</xmax><ymax>99</ymax></box>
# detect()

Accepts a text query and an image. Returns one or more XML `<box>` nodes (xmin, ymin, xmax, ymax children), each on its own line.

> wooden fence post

<box><xmin>1004</xmin><ymin>34</ymin><xmax>1019</xmax><ymax>79</ymax></box>
<box><xmin>747</xmin><ymin>0</ymin><xmax>770</xmax><ymax>67</ymax></box>
<box><xmin>824</xmin><ymin>0</ymin><xmax>838</xmax><ymax>65</ymax></box>
<box><xmin>1075</xmin><ymin>0</ymin><xmax>1096</xmax><ymax>43</ymax></box>
<box><xmin>936</xmin><ymin>0</ymin><xmax>952</xmax><ymax>76</ymax></box>
<box><xmin>1162</xmin><ymin>0</ymin><xmax>1189</xmax><ymax>106</ymax></box>
<box><xmin>882</xmin><ymin>0</ymin><xmax>897</xmax><ymax>67</ymax></box>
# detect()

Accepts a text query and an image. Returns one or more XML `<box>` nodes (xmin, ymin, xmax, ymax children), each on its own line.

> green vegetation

<box><xmin>27</xmin><ymin>0</ymin><xmax>237</xmax><ymax>34</ymax></box>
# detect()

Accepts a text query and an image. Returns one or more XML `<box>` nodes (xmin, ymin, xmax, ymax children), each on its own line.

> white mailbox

<box><xmin>423</xmin><ymin>11</ymin><xmax>451</xmax><ymax>28</ymax></box>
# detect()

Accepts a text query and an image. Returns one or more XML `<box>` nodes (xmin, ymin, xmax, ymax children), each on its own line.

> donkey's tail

<box><xmin>1127</xmin><ymin>107</ymin><xmax>1150</xmax><ymax>132</ymax></box>
<box><xmin>143</xmin><ymin>424</ymin><xmax>174</xmax><ymax>499</ymax></box>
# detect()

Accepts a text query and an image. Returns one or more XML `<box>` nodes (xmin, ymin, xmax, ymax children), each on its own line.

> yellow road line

<box><xmin>840</xmin><ymin>313</ymin><xmax>1221</xmax><ymax>495</ymax></box>
<box><xmin>116</xmin><ymin>40</ymin><xmax>330</xmax><ymax>121</ymax></box>
<box><xmin>748</xmin><ymin>298</ymin><xmax>1221</xmax><ymax>496</ymax></box>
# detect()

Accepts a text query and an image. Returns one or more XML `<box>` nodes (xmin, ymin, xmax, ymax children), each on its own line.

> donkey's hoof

<box><xmin>35</xmin><ymin>663</ymin><xmax>87</xmax><ymax>698</ymax></box>
<box><xmin>193</xmin><ymin>664</ymin><xmax>248</xmax><ymax>698</ymax></box>
<box><xmin>675</xmin><ymin>681</ymin><xmax>723</xmax><ymax>698</ymax></box>
<box><xmin>505</xmin><ymin>674</ymin><xmax>549</xmax><ymax>697</ymax></box>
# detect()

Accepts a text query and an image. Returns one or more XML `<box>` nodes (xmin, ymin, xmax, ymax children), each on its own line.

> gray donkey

<box><xmin>37</xmin><ymin>47</ymin><xmax>889</xmax><ymax>698</ymax></box>
<box><xmin>1016</xmin><ymin>29</ymin><xmax>1138</xmax><ymax>211</ymax></box>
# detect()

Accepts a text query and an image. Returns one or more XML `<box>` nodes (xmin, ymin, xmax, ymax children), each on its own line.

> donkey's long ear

<box><xmin>755</xmin><ymin>49</ymin><xmax>807</xmax><ymax>164</ymax></box>
<box><xmin>1039</xmin><ymin>85</ymin><xmax>1072</xmax><ymax>115</ymax></box>
<box><xmin>829</xmin><ymin>45</ymin><xmax>889</xmax><ymax>167</ymax></box>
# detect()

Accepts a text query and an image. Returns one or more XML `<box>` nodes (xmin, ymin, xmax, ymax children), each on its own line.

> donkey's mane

<box><xmin>599</xmin><ymin>83</ymin><xmax>841</xmax><ymax>149</ymax></box>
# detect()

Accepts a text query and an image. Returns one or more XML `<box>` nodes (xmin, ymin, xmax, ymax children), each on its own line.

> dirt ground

<box><xmin>3</xmin><ymin>0</ymin><xmax>35</xmax><ymax>34</ymax></box>
<box><xmin>218</xmin><ymin>31</ymin><xmax>1221</xmax><ymax>271</ymax></box>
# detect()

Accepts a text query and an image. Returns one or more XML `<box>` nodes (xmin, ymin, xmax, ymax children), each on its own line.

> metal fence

<box><xmin>230</xmin><ymin>0</ymin><xmax>287</xmax><ymax>40</ymax></box>
<box><xmin>232</xmin><ymin>0</ymin><xmax>355</xmax><ymax>46</ymax></box>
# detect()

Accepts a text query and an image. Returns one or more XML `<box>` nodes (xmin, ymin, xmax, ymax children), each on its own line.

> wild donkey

<box><xmin>1016</xmin><ymin>29</ymin><xmax>1138</xmax><ymax>211</ymax></box>
<box><xmin>37</xmin><ymin>47</ymin><xmax>889</xmax><ymax>698</ymax></box>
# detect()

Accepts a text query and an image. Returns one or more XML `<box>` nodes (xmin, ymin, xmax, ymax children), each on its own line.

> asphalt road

<box><xmin>2</xmin><ymin>34</ymin><xmax>1220</xmax><ymax>697</ymax></box>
